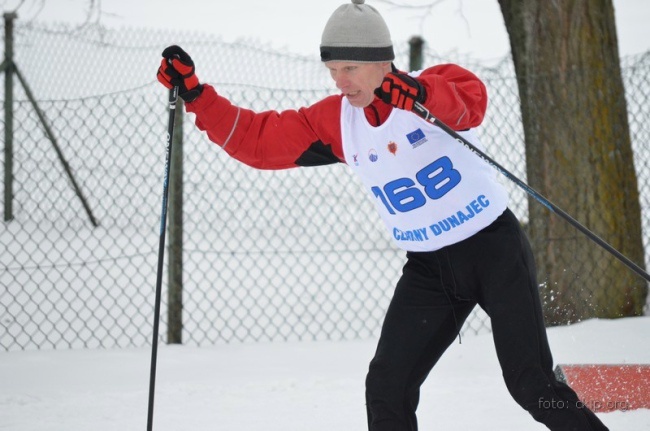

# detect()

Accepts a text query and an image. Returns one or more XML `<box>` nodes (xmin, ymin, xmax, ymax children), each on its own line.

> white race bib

<box><xmin>340</xmin><ymin>98</ymin><xmax>508</xmax><ymax>251</ymax></box>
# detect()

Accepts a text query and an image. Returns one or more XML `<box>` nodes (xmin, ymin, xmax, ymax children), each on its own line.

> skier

<box><xmin>157</xmin><ymin>0</ymin><xmax>609</xmax><ymax>429</ymax></box>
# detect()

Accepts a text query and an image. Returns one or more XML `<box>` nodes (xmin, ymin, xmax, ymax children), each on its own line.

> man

<box><xmin>157</xmin><ymin>0</ymin><xmax>608</xmax><ymax>429</ymax></box>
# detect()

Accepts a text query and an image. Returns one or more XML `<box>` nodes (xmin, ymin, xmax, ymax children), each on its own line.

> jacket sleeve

<box><xmin>184</xmin><ymin>85</ymin><xmax>345</xmax><ymax>170</ymax></box>
<box><xmin>416</xmin><ymin>64</ymin><xmax>488</xmax><ymax>130</ymax></box>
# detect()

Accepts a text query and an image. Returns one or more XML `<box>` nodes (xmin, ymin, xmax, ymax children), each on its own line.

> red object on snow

<box><xmin>554</xmin><ymin>364</ymin><xmax>650</xmax><ymax>412</ymax></box>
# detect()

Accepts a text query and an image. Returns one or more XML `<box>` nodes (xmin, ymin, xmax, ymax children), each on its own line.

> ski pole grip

<box><xmin>169</xmin><ymin>86</ymin><xmax>178</xmax><ymax>105</ymax></box>
<box><xmin>166</xmin><ymin>55</ymin><xmax>180</xmax><ymax>105</ymax></box>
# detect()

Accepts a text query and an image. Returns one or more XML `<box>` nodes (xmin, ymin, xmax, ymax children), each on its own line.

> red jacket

<box><xmin>185</xmin><ymin>64</ymin><xmax>487</xmax><ymax>170</ymax></box>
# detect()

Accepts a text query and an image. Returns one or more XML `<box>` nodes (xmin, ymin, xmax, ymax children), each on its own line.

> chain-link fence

<box><xmin>1</xmin><ymin>22</ymin><xmax>648</xmax><ymax>351</ymax></box>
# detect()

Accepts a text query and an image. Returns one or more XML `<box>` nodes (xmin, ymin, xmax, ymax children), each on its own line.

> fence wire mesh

<box><xmin>1</xmin><ymin>23</ymin><xmax>648</xmax><ymax>351</ymax></box>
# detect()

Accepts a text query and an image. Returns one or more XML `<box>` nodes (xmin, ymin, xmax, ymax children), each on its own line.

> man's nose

<box><xmin>335</xmin><ymin>76</ymin><xmax>349</xmax><ymax>91</ymax></box>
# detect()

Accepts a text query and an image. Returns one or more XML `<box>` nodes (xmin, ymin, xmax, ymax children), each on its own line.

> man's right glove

<box><xmin>157</xmin><ymin>45</ymin><xmax>203</xmax><ymax>103</ymax></box>
<box><xmin>374</xmin><ymin>72</ymin><xmax>427</xmax><ymax>111</ymax></box>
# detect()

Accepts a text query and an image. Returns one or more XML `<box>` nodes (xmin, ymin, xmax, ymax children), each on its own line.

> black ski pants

<box><xmin>365</xmin><ymin>209</ymin><xmax>608</xmax><ymax>431</ymax></box>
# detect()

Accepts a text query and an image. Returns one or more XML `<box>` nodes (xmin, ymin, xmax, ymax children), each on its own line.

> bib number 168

<box><xmin>371</xmin><ymin>156</ymin><xmax>461</xmax><ymax>215</ymax></box>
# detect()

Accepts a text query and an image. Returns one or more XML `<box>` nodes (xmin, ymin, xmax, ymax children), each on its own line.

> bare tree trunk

<box><xmin>497</xmin><ymin>0</ymin><xmax>647</xmax><ymax>324</ymax></box>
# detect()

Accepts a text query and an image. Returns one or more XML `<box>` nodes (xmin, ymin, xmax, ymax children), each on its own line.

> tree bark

<box><xmin>497</xmin><ymin>0</ymin><xmax>647</xmax><ymax>324</ymax></box>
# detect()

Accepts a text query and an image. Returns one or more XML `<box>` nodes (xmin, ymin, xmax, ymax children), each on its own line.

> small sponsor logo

<box><xmin>353</xmin><ymin>153</ymin><xmax>359</xmax><ymax>166</ymax></box>
<box><xmin>368</xmin><ymin>149</ymin><xmax>378</xmax><ymax>162</ymax></box>
<box><xmin>407</xmin><ymin>128</ymin><xmax>427</xmax><ymax>148</ymax></box>
<box><xmin>387</xmin><ymin>141</ymin><xmax>397</xmax><ymax>155</ymax></box>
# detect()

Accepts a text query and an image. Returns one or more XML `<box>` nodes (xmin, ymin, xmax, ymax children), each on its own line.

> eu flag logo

<box><xmin>406</xmin><ymin>129</ymin><xmax>427</xmax><ymax>148</ymax></box>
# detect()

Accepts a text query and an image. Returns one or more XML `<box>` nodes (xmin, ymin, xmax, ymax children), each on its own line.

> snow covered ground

<box><xmin>1</xmin><ymin>316</ymin><xmax>648</xmax><ymax>430</ymax></box>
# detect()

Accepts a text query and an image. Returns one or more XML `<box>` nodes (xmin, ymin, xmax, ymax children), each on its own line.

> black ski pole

<box><xmin>147</xmin><ymin>85</ymin><xmax>179</xmax><ymax>431</ymax></box>
<box><xmin>411</xmin><ymin>101</ymin><xmax>650</xmax><ymax>283</ymax></box>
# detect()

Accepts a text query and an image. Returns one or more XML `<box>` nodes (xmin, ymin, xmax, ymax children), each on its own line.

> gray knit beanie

<box><xmin>320</xmin><ymin>0</ymin><xmax>394</xmax><ymax>63</ymax></box>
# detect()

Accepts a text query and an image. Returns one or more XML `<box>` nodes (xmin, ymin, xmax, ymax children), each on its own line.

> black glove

<box><xmin>374</xmin><ymin>72</ymin><xmax>427</xmax><ymax>111</ymax></box>
<box><xmin>157</xmin><ymin>45</ymin><xmax>203</xmax><ymax>102</ymax></box>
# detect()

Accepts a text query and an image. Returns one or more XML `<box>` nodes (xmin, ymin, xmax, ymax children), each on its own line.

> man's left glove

<box><xmin>157</xmin><ymin>45</ymin><xmax>203</xmax><ymax>103</ymax></box>
<box><xmin>374</xmin><ymin>72</ymin><xmax>427</xmax><ymax>111</ymax></box>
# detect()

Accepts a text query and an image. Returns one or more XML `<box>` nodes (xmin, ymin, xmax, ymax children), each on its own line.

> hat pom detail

<box><xmin>352</xmin><ymin>0</ymin><xmax>365</xmax><ymax>4</ymax></box>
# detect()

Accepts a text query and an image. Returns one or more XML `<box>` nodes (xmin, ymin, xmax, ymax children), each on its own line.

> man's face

<box><xmin>326</xmin><ymin>61</ymin><xmax>390</xmax><ymax>108</ymax></box>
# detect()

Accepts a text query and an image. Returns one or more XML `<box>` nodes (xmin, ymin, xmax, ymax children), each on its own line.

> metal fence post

<box><xmin>409</xmin><ymin>35</ymin><xmax>424</xmax><ymax>72</ymax></box>
<box><xmin>3</xmin><ymin>12</ymin><xmax>16</xmax><ymax>222</ymax></box>
<box><xmin>167</xmin><ymin>99</ymin><xmax>184</xmax><ymax>344</ymax></box>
